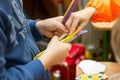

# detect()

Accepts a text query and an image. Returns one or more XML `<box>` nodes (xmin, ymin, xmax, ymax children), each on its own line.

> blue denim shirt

<box><xmin>0</xmin><ymin>0</ymin><xmax>50</xmax><ymax>80</ymax></box>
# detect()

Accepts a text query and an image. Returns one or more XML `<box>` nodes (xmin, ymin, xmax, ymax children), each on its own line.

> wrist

<box><xmin>83</xmin><ymin>7</ymin><xmax>97</xmax><ymax>19</ymax></box>
<box><xmin>38</xmin><ymin>53</ymin><xmax>48</xmax><ymax>70</ymax></box>
<box><xmin>36</xmin><ymin>20</ymin><xmax>45</xmax><ymax>35</ymax></box>
<box><xmin>38</xmin><ymin>50</ymin><xmax>52</xmax><ymax>70</ymax></box>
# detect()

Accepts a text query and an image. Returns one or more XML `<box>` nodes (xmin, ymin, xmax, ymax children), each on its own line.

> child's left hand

<box><xmin>36</xmin><ymin>16</ymin><xmax>68</xmax><ymax>38</ymax></box>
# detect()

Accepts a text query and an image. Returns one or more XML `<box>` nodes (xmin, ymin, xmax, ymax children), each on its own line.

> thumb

<box><xmin>50</xmin><ymin>36</ymin><xmax>72</xmax><ymax>50</ymax></box>
<box><xmin>52</xmin><ymin>36</ymin><xmax>59</xmax><ymax>41</ymax></box>
<box><xmin>52</xmin><ymin>36</ymin><xmax>72</xmax><ymax>49</ymax></box>
<box><xmin>49</xmin><ymin>36</ymin><xmax>59</xmax><ymax>44</ymax></box>
<box><xmin>64</xmin><ymin>43</ymin><xmax>72</xmax><ymax>50</ymax></box>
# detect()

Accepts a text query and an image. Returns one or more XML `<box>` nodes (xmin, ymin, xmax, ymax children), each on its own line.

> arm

<box><xmin>87</xmin><ymin>0</ymin><xmax>120</xmax><ymax>22</ymax></box>
<box><xmin>38</xmin><ymin>36</ymin><xmax>71</xmax><ymax>70</ymax></box>
<box><xmin>66</xmin><ymin>0</ymin><xmax>120</xmax><ymax>35</ymax></box>
<box><xmin>0</xmin><ymin>27</ymin><xmax>48</xmax><ymax>80</ymax></box>
<box><xmin>0</xmin><ymin>27</ymin><xmax>71</xmax><ymax>80</ymax></box>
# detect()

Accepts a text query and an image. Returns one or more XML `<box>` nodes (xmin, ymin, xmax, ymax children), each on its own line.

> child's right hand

<box><xmin>38</xmin><ymin>36</ymin><xmax>71</xmax><ymax>70</ymax></box>
<box><xmin>65</xmin><ymin>7</ymin><xmax>97</xmax><ymax>35</ymax></box>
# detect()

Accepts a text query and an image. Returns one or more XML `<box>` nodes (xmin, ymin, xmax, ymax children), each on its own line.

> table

<box><xmin>76</xmin><ymin>62</ymin><xmax>120</xmax><ymax>77</ymax></box>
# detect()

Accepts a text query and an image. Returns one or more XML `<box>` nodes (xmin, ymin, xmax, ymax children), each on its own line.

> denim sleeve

<box><xmin>0</xmin><ymin>28</ymin><xmax>50</xmax><ymax>80</ymax></box>
<box><xmin>27</xmin><ymin>19</ymin><xmax>44</xmax><ymax>41</ymax></box>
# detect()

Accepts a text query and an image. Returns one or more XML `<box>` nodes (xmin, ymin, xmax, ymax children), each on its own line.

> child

<box><xmin>0</xmin><ymin>0</ymin><xmax>71</xmax><ymax>80</ymax></box>
<box><xmin>65</xmin><ymin>0</ymin><xmax>120</xmax><ymax>35</ymax></box>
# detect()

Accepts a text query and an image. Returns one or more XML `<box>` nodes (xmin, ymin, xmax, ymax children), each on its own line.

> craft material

<box><xmin>33</xmin><ymin>30</ymin><xmax>87</xmax><ymax>60</ymax></box>
<box><xmin>59</xmin><ymin>0</ymin><xmax>79</xmax><ymax>40</ymax></box>
<box><xmin>75</xmin><ymin>60</ymin><xmax>108</xmax><ymax>80</ymax></box>
<box><xmin>78</xmin><ymin>60</ymin><xmax>106</xmax><ymax>74</ymax></box>
<box><xmin>33</xmin><ymin>0</ymin><xmax>84</xmax><ymax>60</ymax></box>
<box><xmin>75</xmin><ymin>73</ymin><xmax>108</xmax><ymax>80</ymax></box>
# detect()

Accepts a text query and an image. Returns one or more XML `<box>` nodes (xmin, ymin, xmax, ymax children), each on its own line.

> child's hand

<box><xmin>65</xmin><ymin>7</ymin><xmax>96</xmax><ymax>35</ymax></box>
<box><xmin>38</xmin><ymin>36</ymin><xmax>71</xmax><ymax>69</ymax></box>
<box><xmin>36</xmin><ymin>16</ymin><xmax>68</xmax><ymax>38</ymax></box>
